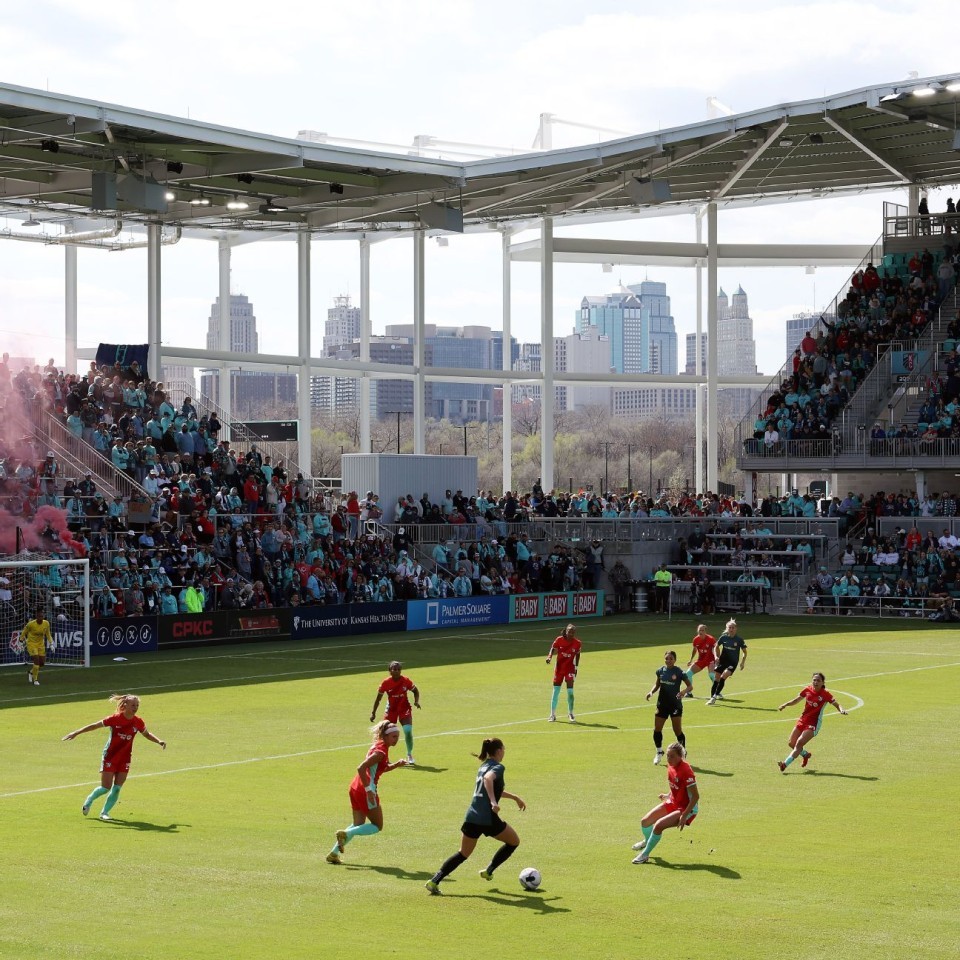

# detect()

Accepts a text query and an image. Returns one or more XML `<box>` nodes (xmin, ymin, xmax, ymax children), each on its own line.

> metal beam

<box><xmin>823</xmin><ymin>113</ymin><xmax>912</xmax><ymax>183</ymax></box>
<box><xmin>714</xmin><ymin>121</ymin><xmax>787</xmax><ymax>199</ymax></box>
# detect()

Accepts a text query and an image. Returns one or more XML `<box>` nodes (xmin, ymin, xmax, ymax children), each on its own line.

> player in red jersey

<box><xmin>632</xmin><ymin>742</ymin><xmax>699</xmax><ymax>864</ymax></box>
<box><xmin>545</xmin><ymin>623</ymin><xmax>581</xmax><ymax>722</ymax></box>
<box><xmin>684</xmin><ymin>623</ymin><xmax>717</xmax><ymax>698</ymax></box>
<box><xmin>327</xmin><ymin>720</ymin><xmax>408</xmax><ymax>864</ymax></box>
<box><xmin>62</xmin><ymin>693</ymin><xmax>166</xmax><ymax>821</ymax></box>
<box><xmin>777</xmin><ymin>672</ymin><xmax>847</xmax><ymax>772</ymax></box>
<box><xmin>370</xmin><ymin>660</ymin><xmax>421</xmax><ymax>764</ymax></box>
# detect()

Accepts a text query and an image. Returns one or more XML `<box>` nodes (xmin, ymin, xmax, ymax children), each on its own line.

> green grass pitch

<box><xmin>1</xmin><ymin>614</ymin><xmax>957</xmax><ymax>960</ymax></box>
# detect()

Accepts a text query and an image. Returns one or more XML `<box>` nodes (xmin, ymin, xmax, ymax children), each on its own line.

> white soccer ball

<box><xmin>518</xmin><ymin>867</ymin><xmax>541</xmax><ymax>891</ymax></box>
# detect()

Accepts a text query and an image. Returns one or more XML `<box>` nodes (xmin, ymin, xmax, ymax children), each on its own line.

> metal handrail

<box><xmin>24</xmin><ymin>402</ymin><xmax>150</xmax><ymax>502</ymax></box>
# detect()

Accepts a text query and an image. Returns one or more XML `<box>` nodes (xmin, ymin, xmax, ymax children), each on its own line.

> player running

<box><xmin>706</xmin><ymin>619</ymin><xmax>748</xmax><ymax>705</ymax></box>
<box><xmin>632</xmin><ymin>742</ymin><xmax>699</xmax><ymax>864</ymax></box>
<box><xmin>684</xmin><ymin>624</ymin><xmax>717</xmax><ymax>698</ymax></box>
<box><xmin>20</xmin><ymin>608</ymin><xmax>53</xmax><ymax>686</ymax></box>
<box><xmin>370</xmin><ymin>661</ymin><xmax>421</xmax><ymax>764</ymax></box>
<box><xmin>546</xmin><ymin>623</ymin><xmax>581</xmax><ymax>722</ymax></box>
<box><xmin>425</xmin><ymin>737</ymin><xmax>526</xmax><ymax>894</ymax></box>
<box><xmin>62</xmin><ymin>694</ymin><xmax>167</xmax><ymax>821</ymax></box>
<box><xmin>777</xmin><ymin>672</ymin><xmax>848</xmax><ymax>772</ymax></box>
<box><xmin>327</xmin><ymin>720</ymin><xmax>408</xmax><ymax>864</ymax></box>
<box><xmin>646</xmin><ymin>650</ymin><xmax>692</xmax><ymax>764</ymax></box>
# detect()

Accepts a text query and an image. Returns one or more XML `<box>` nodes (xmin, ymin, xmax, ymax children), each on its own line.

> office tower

<box><xmin>199</xmin><ymin>293</ymin><xmax>298</xmax><ymax>417</ymax></box>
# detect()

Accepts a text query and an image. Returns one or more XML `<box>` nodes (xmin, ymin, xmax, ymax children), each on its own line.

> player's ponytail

<box><xmin>473</xmin><ymin>737</ymin><xmax>504</xmax><ymax>761</ymax></box>
<box><xmin>109</xmin><ymin>693</ymin><xmax>140</xmax><ymax>713</ymax></box>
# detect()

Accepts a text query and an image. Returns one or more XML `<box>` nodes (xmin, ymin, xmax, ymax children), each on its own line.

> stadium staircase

<box><xmin>18</xmin><ymin>400</ymin><xmax>149</xmax><ymax>502</ymax></box>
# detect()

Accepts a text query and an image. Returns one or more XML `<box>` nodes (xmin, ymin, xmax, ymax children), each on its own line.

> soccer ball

<box><xmin>518</xmin><ymin>867</ymin><xmax>542</xmax><ymax>891</ymax></box>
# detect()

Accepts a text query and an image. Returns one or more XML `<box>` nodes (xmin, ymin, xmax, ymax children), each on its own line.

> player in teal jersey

<box><xmin>646</xmin><ymin>651</ymin><xmax>692</xmax><ymax>764</ymax></box>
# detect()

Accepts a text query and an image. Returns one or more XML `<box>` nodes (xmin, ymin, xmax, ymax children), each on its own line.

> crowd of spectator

<box><xmin>745</xmin><ymin>243</ymin><xmax>958</xmax><ymax>456</ymax></box>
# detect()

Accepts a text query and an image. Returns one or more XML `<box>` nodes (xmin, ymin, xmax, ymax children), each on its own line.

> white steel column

<box><xmin>706</xmin><ymin>202</ymin><xmax>719</xmax><ymax>491</ymax></box>
<box><xmin>297</xmin><ymin>231</ymin><xmax>313</xmax><ymax>475</ymax></box>
<box><xmin>540</xmin><ymin>217</ymin><xmax>555</xmax><ymax>492</ymax></box>
<box><xmin>359</xmin><ymin>236</ymin><xmax>372</xmax><ymax>454</ymax></box>
<box><xmin>501</xmin><ymin>228</ymin><xmax>513</xmax><ymax>494</ymax></box>
<box><xmin>64</xmin><ymin>239</ymin><xmax>77</xmax><ymax>376</ymax></box>
<box><xmin>147</xmin><ymin>223</ymin><xmax>161</xmax><ymax>382</ymax></box>
<box><xmin>217</xmin><ymin>237</ymin><xmax>232</xmax><ymax>441</ymax></box>
<box><xmin>413</xmin><ymin>228</ymin><xmax>426</xmax><ymax>454</ymax></box>
<box><xmin>694</xmin><ymin>209</ymin><xmax>704</xmax><ymax>494</ymax></box>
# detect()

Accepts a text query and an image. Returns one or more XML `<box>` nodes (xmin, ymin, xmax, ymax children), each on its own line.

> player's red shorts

<box><xmin>794</xmin><ymin>720</ymin><xmax>818</xmax><ymax>735</ymax></box>
<box><xmin>662</xmin><ymin>800</ymin><xmax>697</xmax><ymax>826</ymax></box>
<box><xmin>349</xmin><ymin>784</ymin><xmax>380</xmax><ymax>813</ymax></box>
<box><xmin>553</xmin><ymin>667</ymin><xmax>576</xmax><ymax>686</ymax></box>
<box><xmin>101</xmin><ymin>757</ymin><xmax>132</xmax><ymax>774</ymax></box>
<box><xmin>385</xmin><ymin>707</ymin><xmax>413</xmax><ymax>725</ymax></box>
<box><xmin>694</xmin><ymin>655</ymin><xmax>715</xmax><ymax>670</ymax></box>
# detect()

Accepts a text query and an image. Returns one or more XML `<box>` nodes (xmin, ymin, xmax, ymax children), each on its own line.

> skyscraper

<box><xmin>716</xmin><ymin>286</ymin><xmax>759</xmax><ymax>419</ymax></box>
<box><xmin>685</xmin><ymin>332</ymin><xmax>708</xmax><ymax>376</ymax></box>
<box><xmin>312</xmin><ymin>295</ymin><xmax>362</xmax><ymax>413</ymax></box>
<box><xmin>199</xmin><ymin>293</ymin><xmax>297</xmax><ymax>416</ymax></box>
<box><xmin>577</xmin><ymin>280</ymin><xmax>677</xmax><ymax>375</ymax></box>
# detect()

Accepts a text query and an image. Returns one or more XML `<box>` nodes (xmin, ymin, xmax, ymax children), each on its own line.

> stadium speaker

<box><xmin>117</xmin><ymin>174</ymin><xmax>168</xmax><ymax>213</ymax></box>
<box><xmin>419</xmin><ymin>201</ymin><xmax>464</xmax><ymax>233</ymax></box>
<box><xmin>91</xmin><ymin>171</ymin><xmax>118</xmax><ymax>210</ymax></box>
<box><xmin>626</xmin><ymin>177</ymin><xmax>672</xmax><ymax>205</ymax></box>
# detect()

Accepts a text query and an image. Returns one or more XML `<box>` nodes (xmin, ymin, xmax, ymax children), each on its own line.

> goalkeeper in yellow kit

<box><xmin>21</xmin><ymin>609</ymin><xmax>53</xmax><ymax>686</ymax></box>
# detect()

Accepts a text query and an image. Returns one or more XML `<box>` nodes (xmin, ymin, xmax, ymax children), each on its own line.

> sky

<box><xmin>1</xmin><ymin>0</ymin><xmax>959</xmax><ymax>380</ymax></box>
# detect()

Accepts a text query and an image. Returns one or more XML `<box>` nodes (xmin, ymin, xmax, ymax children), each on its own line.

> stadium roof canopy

<box><xmin>1</xmin><ymin>74</ymin><xmax>960</xmax><ymax>239</ymax></box>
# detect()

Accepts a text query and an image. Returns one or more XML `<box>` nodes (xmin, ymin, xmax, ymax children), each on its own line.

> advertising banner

<box><xmin>157</xmin><ymin>611</ymin><xmax>231</xmax><ymax>647</ymax></box>
<box><xmin>290</xmin><ymin>602</ymin><xmax>407</xmax><ymax>640</ymax></box>
<box><xmin>91</xmin><ymin>616</ymin><xmax>158</xmax><ymax>657</ymax></box>
<box><xmin>406</xmin><ymin>596</ymin><xmax>509</xmax><ymax>632</ymax></box>
<box><xmin>227</xmin><ymin>608</ymin><xmax>292</xmax><ymax>640</ymax></box>
<box><xmin>509</xmin><ymin>591</ymin><xmax>604</xmax><ymax>623</ymax></box>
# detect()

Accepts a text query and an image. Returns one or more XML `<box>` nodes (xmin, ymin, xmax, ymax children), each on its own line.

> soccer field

<box><xmin>1</xmin><ymin>614</ymin><xmax>957</xmax><ymax>960</ymax></box>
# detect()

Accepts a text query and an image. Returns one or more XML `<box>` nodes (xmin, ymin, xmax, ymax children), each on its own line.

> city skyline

<box><xmin>2</xmin><ymin>4</ymin><xmax>957</xmax><ymax>389</ymax></box>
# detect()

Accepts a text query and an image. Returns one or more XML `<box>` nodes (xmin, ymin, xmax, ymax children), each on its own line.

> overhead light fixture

<box><xmin>329</xmin><ymin>183</ymin><xmax>344</xmax><ymax>195</ymax></box>
<box><xmin>809</xmin><ymin>133</ymin><xmax>824</xmax><ymax>145</ymax></box>
<box><xmin>913</xmin><ymin>86</ymin><xmax>937</xmax><ymax>97</ymax></box>
<box><xmin>164</xmin><ymin>191</ymin><xmax>176</xmax><ymax>201</ymax></box>
<box><xmin>190</xmin><ymin>194</ymin><xmax>211</xmax><ymax>206</ymax></box>
<box><xmin>259</xmin><ymin>199</ymin><xmax>286</xmax><ymax>214</ymax></box>
<box><xmin>40</xmin><ymin>139</ymin><xmax>59</xmax><ymax>153</ymax></box>
<box><xmin>778</xmin><ymin>137</ymin><xmax>795</xmax><ymax>148</ymax></box>
<box><xmin>237</xmin><ymin>173</ymin><xmax>255</xmax><ymax>184</ymax></box>
<box><xmin>435</xmin><ymin>236</ymin><xmax>449</xmax><ymax>247</ymax></box>
<box><xmin>602</xmin><ymin>263</ymin><xmax>614</xmax><ymax>273</ymax></box>
<box><xmin>22</xmin><ymin>215</ymin><xmax>41</xmax><ymax>228</ymax></box>
<box><xmin>226</xmin><ymin>196</ymin><xmax>250</xmax><ymax>211</ymax></box>
<box><xmin>947</xmin><ymin>81</ymin><xmax>960</xmax><ymax>93</ymax></box>
<box><xmin>166</xmin><ymin>160</ymin><xmax>184</xmax><ymax>174</ymax></box>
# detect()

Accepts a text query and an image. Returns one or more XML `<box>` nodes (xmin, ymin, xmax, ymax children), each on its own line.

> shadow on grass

<box><xmin>657</xmin><ymin>859</ymin><xmax>741</xmax><ymax>879</ymax></box>
<box><xmin>568</xmin><ymin>720</ymin><xmax>619</xmax><ymax>729</ymax></box>
<box><xmin>96</xmin><ymin>819</ymin><xmax>186</xmax><ymax>832</ymax></box>
<box><xmin>403</xmin><ymin>764</ymin><xmax>447</xmax><ymax>774</ymax></box>
<box><xmin>344</xmin><ymin>863</ymin><xmax>435</xmax><ymax>881</ymax></box>
<box><xmin>690</xmin><ymin>766</ymin><xmax>734</xmax><ymax>778</ymax></box>
<box><xmin>802</xmin><ymin>770</ymin><xmax>880</xmax><ymax>781</ymax></box>
<box><xmin>438</xmin><ymin>889</ymin><xmax>570</xmax><ymax>914</ymax></box>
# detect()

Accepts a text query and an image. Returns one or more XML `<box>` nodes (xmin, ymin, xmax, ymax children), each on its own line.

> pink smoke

<box><xmin>0</xmin><ymin>359</ymin><xmax>85</xmax><ymax>558</ymax></box>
